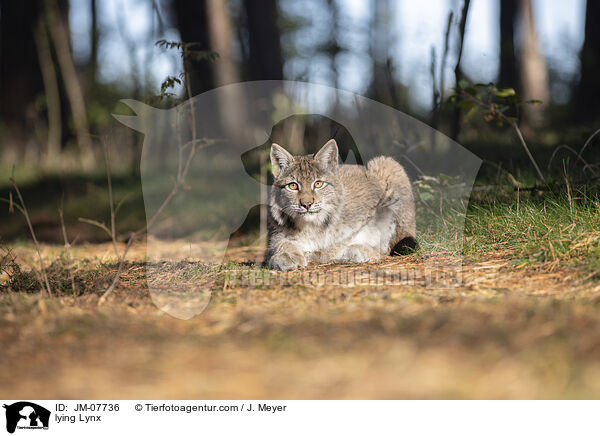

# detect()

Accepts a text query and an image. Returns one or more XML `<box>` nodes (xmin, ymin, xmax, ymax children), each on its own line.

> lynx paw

<box><xmin>307</xmin><ymin>250</ymin><xmax>334</xmax><ymax>263</ymax></box>
<box><xmin>268</xmin><ymin>252</ymin><xmax>307</xmax><ymax>271</ymax></box>
<box><xmin>338</xmin><ymin>245</ymin><xmax>377</xmax><ymax>263</ymax></box>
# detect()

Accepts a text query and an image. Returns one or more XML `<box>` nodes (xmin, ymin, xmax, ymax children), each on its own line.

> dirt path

<box><xmin>1</xmin><ymin>242</ymin><xmax>600</xmax><ymax>399</ymax></box>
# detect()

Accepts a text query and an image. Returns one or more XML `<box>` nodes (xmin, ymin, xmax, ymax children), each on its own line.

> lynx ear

<box><xmin>270</xmin><ymin>143</ymin><xmax>294</xmax><ymax>176</ymax></box>
<box><xmin>314</xmin><ymin>139</ymin><xmax>339</xmax><ymax>170</ymax></box>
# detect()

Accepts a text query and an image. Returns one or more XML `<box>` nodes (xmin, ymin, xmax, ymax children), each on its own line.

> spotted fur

<box><xmin>267</xmin><ymin>139</ymin><xmax>416</xmax><ymax>271</ymax></box>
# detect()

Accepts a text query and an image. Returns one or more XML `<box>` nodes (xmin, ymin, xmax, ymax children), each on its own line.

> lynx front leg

<box><xmin>336</xmin><ymin>244</ymin><xmax>382</xmax><ymax>263</ymax></box>
<box><xmin>268</xmin><ymin>242</ymin><xmax>308</xmax><ymax>271</ymax></box>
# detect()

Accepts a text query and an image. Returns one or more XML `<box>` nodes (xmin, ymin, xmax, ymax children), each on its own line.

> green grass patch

<box><xmin>465</xmin><ymin>189</ymin><xmax>600</xmax><ymax>274</ymax></box>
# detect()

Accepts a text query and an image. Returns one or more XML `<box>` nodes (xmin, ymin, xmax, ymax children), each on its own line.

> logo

<box><xmin>114</xmin><ymin>81</ymin><xmax>481</xmax><ymax>319</ymax></box>
<box><xmin>3</xmin><ymin>402</ymin><xmax>50</xmax><ymax>434</ymax></box>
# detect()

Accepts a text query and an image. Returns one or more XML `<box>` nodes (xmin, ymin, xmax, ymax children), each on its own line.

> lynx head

<box><xmin>270</xmin><ymin>139</ymin><xmax>342</xmax><ymax>227</ymax></box>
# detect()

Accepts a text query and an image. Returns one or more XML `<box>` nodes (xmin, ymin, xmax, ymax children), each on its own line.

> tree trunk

<box><xmin>575</xmin><ymin>0</ymin><xmax>600</xmax><ymax>121</ymax></box>
<box><xmin>517</xmin><ymin>0</ymin><xmax>548</xmax><ymax>129</ymax></box>
<box><xmin>206</xmin><ymin>0</ymin><xmax>239</xmax><ymax>86</ymax></box>
<box><xmin>172</xmin><ymin>0</ymin><xmax>214</xmax><ymax>96</ymax></box>
<box><xmin>499</xmin><ymin>0</ymin><xmax>518</xmax><ymax>89</ymax></box>
<box><xmin>0</xmin><ymin>0</ymin><xmax>44</xmax><ymax>156</ymax></box>
<box><xmin>242</xmin><ymin>0</ymin><xmax>283</xmax><ymax>80</ymax></box>
<box><xmin>326</xmin><ymin>0</ymin><xmax>341</xmax><ymax>89</ymax></box>
<box><xmin>46</xmin><ymin>0</ymin><xmax>95</xmax><ymax>164</ymax></box>
<box><xmin>89</xmin><ymin>0</ymin><xmax>98</xmax><ymax>83</ymax></box>
<box><xmin>450</xmin><ymin>0</ymin><xmax>471</xmax><ymax>141</ymax></box>
<box><xmin>367</xmin><ymin>0</ymin><xmax>405</xmax><ymax>110</ymax></box>
<box><xmin>34</xmin><ymin>18</ymin><xmax>62</xmax><ymax>161</ymax></box>
<box><xmin>206</xmin><ymin>0</ymin><xmax>246</xmax><ymax>142</ymax></box>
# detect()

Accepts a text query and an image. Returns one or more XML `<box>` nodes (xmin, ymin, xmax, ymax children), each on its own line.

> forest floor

<box><xmin>2</xmin><ymin>238</ymin><xmax>600</xmax><ymax>399</ymax></box>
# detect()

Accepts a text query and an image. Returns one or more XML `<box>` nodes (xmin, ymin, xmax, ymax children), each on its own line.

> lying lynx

<box><xmin>267</xmin><ymin>139</ymin><xmax>416</xmax><ymax>271</ymax></box>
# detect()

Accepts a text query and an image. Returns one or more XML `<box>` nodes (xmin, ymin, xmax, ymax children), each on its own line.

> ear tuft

<box><xmin>270</xmin><ymin>143</ymin><xmax>294</xmax><ymax>177</ymax></box>
<box><xmin>314</xmin><ymin>139</ymin><xmax>339</xmax><ymax>170</ymax></box>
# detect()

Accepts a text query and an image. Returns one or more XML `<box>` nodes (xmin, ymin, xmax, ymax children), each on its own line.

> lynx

<box><xmin>267</xmin><ymin>139</ymin><xmax>416</xmax><ymax>271</ymax></box>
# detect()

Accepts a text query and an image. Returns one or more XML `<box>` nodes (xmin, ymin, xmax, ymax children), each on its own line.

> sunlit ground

<box><xmin>1</xmin><ymin>236</ymin><xmax>600</xmax><ymax>399</ymax></box>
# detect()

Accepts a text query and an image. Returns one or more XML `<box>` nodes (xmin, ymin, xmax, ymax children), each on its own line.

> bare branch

<box><xmin>59</xmin><ymin>205</ymin><xmax>76</xmax><ymax>293</ymax></box>
<box><xmin>98</xmin><ymin>47</ymin><xmax>203</xmax><ymax>303</ymax></box>
<box><xmin>103</xmin><ymin>139</ymin><xmax>119</xmax><ymax>257</ymax></box>
<box><xmin>98</xmin><ymin>232</ymin><xmax>136</xmax><ymax>305</ymax></box>
<box><xmin>458</xmin><ymin>89</ymin><xmax>546</xmax><ymax>183</ymax></box>
<box><xmin>77</xmin><ymin>218</ymin><xmax>112</xmax><ymax>238</ymax></box>
<box><xmin>10</xmin><ymin>178</ymin><xmax>52</xmax><ymax>296</ymax></box>
<box><xmin>576</xmin><ymin>128</ymin><xmax>600</xmax><ymax>162</ymax></box>
<box><xmin>509</xmin><ymin>120</ymin><xmax>546</xmax><ymax>183</ymax></box>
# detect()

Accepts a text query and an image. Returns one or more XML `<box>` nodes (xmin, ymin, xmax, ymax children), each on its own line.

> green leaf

<box><xmin>458</xmin><ymin>79</ymin><xmax>470</xmax><ymax>89</ymax></box>
<box><xmin>464</xmin><ymin>86</ymin><xmax>477</xmax><ymax>96</ymax></box>
<box><xmin>495</xmin><ymin>88</ymin><xmax>516</xmax><ymax>98</ymax></box>
<box><xmin>525</xmin><ymin>99</ymin><xmax>543</xmax><ymax>105</ymax></box>
<box><xmin>457</xmin><ymin>100</ymin><xmax>476</xmax><ymax>110</ymax></box>
<box><xmin>155</xmin><ymin>40</ymin><xmax>183</xmax><ymax>51</ymax></box>
<box><xmin>464</xmin><ymin>106</ymin><xmax>478</xmax><ymax>120</ymax></box>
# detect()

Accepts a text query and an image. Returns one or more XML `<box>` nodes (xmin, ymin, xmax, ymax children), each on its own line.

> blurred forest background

<box><xmin>4</xmin><ymin>1</ymin><xmax>600</xmax><ymax>401</ymax></box>
<box><xmin>0</xmin><ymin>0</ymin><xmax>599</xmax><ymax>241</ymax></box>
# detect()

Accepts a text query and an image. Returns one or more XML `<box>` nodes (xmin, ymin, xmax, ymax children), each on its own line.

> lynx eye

<box><xmin>313</xmin><ymin>180</ymin><xmax>324</xmax><ymax>189</ymax></box>
<box><xmin>287</xmin><ymin>182</ymin><xmax>299</xmax><ymax>191</ymax></box>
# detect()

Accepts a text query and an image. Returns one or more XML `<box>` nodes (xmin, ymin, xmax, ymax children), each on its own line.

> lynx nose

<box><xmin>300</xmin><ymin>201</ymin><xmax>313</xmax><ymax>210</ymax></box>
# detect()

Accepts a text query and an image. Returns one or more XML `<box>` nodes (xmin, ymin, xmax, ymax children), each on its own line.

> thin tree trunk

<box><xmin>450</xmin><ymin>0</ymin><xmax>470</xmax><ymax>141</ymax></box>
<box><xmin>499</xmin><ymin>0</ymin><xmax>518</xmax><ymax>89</ymax></box>
<box><xmin>89</xmin><ymin>0</ymin><xmax>98</xmax><ymax>83</ymax></box>
<box><xmin>34</xmin><ymin>18</ymin><xmax>62</xmax><ymax>162</ymax></box>
<box><xmin>327</xmin><ymin>0</ymin><xmax>342</xmax><ymax>89</ymax></box>
<box><xmin>206</xmin><ymin>0</ymin><xmax>246</xmax><ymax>142</ymax></box>
<box><xmin>114</xmin><ymin>1</ymin><xmax>141</xmax><ymax>97</ymax></box>
<box><xmin>173</xmin><ymin>0</ymin><xmax>214</xmax><ymax>96</ymax></box>
<box><xmin>575</xmin><ymin>0</ymin><xmax>600</xmax><ymax>121</ymax></box>
<box><xmin>243</xmin><ymin>0</ymin><xmax>283</xmax><ymax>80</ymax></box>
<box><xmin>45</xmin><ymin>0</ymin><xmax>94</xmax><ymax>165</ymax></box>
<box><xmin>206</xmin><ymin>0</ymin><xmax>239</xmax><ymax>86</ymax></box>
<box><xmin>431</xmin><ymin>11</ymin><xmax>453</xmax><ymax>133</ymax></box>
<box><xmin>517</xmin><ymin>0</ymin><xmax>548</xmax><ymax>130</ymax></box>
<box><xmin>0</xmin><ymin>0</ymin><xmax>44</xmax><ymax>157</ymax></box>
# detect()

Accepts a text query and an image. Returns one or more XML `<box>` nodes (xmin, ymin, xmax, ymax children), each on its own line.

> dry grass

<box><xmin>1</xmin><ymin>239</ymin><xmax>600</xmax><ymax>399</ymax></box>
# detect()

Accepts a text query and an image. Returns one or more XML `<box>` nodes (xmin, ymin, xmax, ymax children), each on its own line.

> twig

<box><xmin>430</xmin><ymin>46</ymin><xmax>438</xmax><ymax>118</ymax></box>
<box><xmin>509</xmin><ymin>119</ymin><xmax>546</xmax><ymax>183</ymax></box>
<box><xmin>458</xmin><ymin>90</ymin><xmax>546</xmax><ymax>183</ymax></box>
<box><xmin>103</xmin><ymin>138</ymin><xmax>119</xmax><ymax>257</ymax></box>
<box><xmin>10</xmin><ymin>178</ymin><xmax>52</xmax><ymax>296</ymax></box>
<box><xmin>98</xmin><ymin>130</ymin><xmax>201</xmax><ymax>304</ymax></box>
<box><xmin>548</xmin><ymin>144</ymin><xmax>597</xmax><ymax>177</ymax></box>
<box><xmin>398</xmin><ymin>153</ymin><xmax>426</xmax><ymax>176</ymax></box>
<box><xmin>183</xmin><ymin>44</ymin><xmax>198</xmax><ymax>147</ymax></box>
<box><xmin>439</xmin><ymin>11</ymin><xmax>453</xmax><ymax>106</ymax></box>
<box><xmin>450</xmin><ymin>0</ymin><xmax>471</xmax><ymax>140</ymax></box>
<box><xmin>384</xmin><ymin>57</ymin><xmax>400</xmax><ymax>110</ymax></box>
<box><xmin>431</xmin><ymin>11</ymin><xmax>453</xmax><ymax>131</ymax></box>
<box><xmin>98</xmin><ymin>232</ymin><xmax>135</xmax><ymax>304</ymax></box>
<box><xmin>576</xmin><ymin>127</ymin><xmax>600</xmax><ymax>162</ymax></box>
<box><xmin>59</xmin><ymin>205</ymin><xmax>76</xmax><ymax>293</ymax></box>
<box><xmin>77</xmin><ymin>217</ymin><xmax>113</xmax><ymax>238</ymax></box>
<box><xmin>98</xmin><ymin>44</ymin><xmax>202</xmax><ymax>303</ymax></box>
<box><xmin>563</xmin><ymin>160</ymin><xmax>573</xmax><ymax>219</ymax></box>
